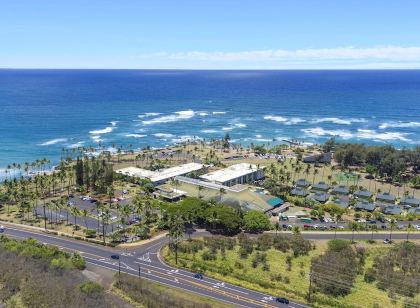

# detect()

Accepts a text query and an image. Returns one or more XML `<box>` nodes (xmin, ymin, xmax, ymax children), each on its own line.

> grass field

<box><xmin>163</xmin><ymin>238</ymin><xmax>419</xmax><ymax>308</ymax></box>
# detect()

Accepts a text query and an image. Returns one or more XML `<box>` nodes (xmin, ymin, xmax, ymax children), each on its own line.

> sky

<box><xmin>1</xmin><ymin>0</ymin><xmax>420</xmax><ymax>69</ymax></box>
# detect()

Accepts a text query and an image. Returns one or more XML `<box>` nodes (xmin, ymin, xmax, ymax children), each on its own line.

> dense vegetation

<box><xmin>364</xmin><ymin>242</ymin><xmax>420</xmax><ymax>298</ymax></box>
<box><xmin>0</xmin><ymin>237</ymin><xmax>118</xmax><ymax>307</ymax></box>
<box><xmin>161</xmin><ymin>197</ymin><xmax>272</xmax><ymax>235</ymax></box>
<box><xmin>330</xmin><ymin>139</ymin><xmax>419</xmax><ymax>183</ymax></box>
<box><xmin>311</xmin><ymin>239</ymin><xmax>366</xmax><ymax>297</ymax></box>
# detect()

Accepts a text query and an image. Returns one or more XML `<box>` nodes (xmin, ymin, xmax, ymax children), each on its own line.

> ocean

<box><xmin>0</xmin><ymin>69</ymin><xmax>419</xmax><ymax>172</ymax></box>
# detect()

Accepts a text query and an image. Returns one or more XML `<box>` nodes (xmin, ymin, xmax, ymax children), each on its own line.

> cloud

<box><xmin>136</xmin><ymin>46</ymin><xmax>420</xmax><ymax>69</ymax></box>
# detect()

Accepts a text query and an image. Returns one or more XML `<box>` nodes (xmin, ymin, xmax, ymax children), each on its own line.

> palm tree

<box><xmin>349</xmin><ymin>222</ymin><xmax>359</xmax><ymax>243</ymax></box>
<box><xmin>219</xmin><ymin>187</ymin><xmax>226</xmax><ymax>203</ymax></box>
<box><xmin>81</xmin><ymin>209</ymin><xmax>89</xmax><ymax>230</ymax></box>
<box><xmin>292</xmin><ymin>226</ymin><xmax>301</xmax><ymax>235</ymax></box>
<box><xmin>406</xmin><ymin>223</ymin><xmax>414</xmax><ymax>242</ymax></box>
<box><xmin>167</xmin><ymin>214</ymin><xmax>184</xmax><ymax>264</ymax></box>
<box><xmin>389</xmin><ymin>219</ymin><xmax>396</xmax><ymax>242</ymax></box>
<box><xmin>107</xmin><ymin>186</ymin><xmax>115</xmax><ymax>208</ymax></box>
<box><xmin>274</xmin><ymin>221</ymin><xmax>280</xmax><ymax>235</ymax></box>
<box><xmin>70</xmin><ymin>206</ymin><xmax>80</xmax><ymax>229</ymax></box>
<box><xmin>370</xmin><ymin>225</ymin><xmax>378</xmax><ymax>241</ymax></box>
<box><xmin>198</xmin><ymin>185</ymin><xmax>204</xmax><ymax>198</ymax></box>
<box><xmin>101</xmin><ymin>208</ymin><xmax>111</xmax><ymax>245</ymax></box>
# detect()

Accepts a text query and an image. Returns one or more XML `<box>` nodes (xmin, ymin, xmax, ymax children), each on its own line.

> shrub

<box><xmin>79</xmin><ymin>281</ymin><xmax>103</xmax><ymax>295</ymax></box>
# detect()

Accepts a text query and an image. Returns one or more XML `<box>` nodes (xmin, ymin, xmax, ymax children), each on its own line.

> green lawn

<box><xmin>163</xmin><ymin>239</ymin><xmax>419</xmax><ymax>308</ymax></box>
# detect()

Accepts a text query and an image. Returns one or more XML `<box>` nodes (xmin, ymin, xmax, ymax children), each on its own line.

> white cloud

<box><xmin>135</xmin><ymin>46</ymin><xmax>420</xmax><ymax>69</ymax></box>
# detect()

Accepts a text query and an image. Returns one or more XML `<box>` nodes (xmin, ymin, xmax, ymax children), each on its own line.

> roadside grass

<box><xmin>114</xmin><ymin>273</ymin><xmax>232</xmax><ymax>308</ymax></box>
<box><xmin>163</xmin><ymin>240</ymin><xmax>418</xmax><ymax>308</ymax></box>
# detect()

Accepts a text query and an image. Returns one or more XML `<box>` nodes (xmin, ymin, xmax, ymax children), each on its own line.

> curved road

<box><xmin>2</xmin><ymin>224</ymin><xmax>420</xmax><ymax>307</ymax></box>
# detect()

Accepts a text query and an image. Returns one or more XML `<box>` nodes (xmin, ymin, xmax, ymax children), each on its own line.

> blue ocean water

<box><xmin>0</xmin><ymin>69</ymin><xmax>419</xmax><ymax>170</ymax></box>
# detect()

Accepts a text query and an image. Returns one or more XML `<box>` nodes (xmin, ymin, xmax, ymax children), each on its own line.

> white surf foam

<box><xmin>379</xmin><ymin>121</ymin><xmax>420</xmax><ymax>129</ymax></box>
<box><xmin>89</xmin><ymin>126</ymin><xmax>114</xmax><ymax>135</ymax></box>
<box><xmin>67</xmin><ymin>141</ymin><xmax>85</xmax><ymax>148</ymax></box>
<box><xmin>201</xmin><ymin>129</ymin><xmax>218</xmax><ymax>133</ymax></box>
<box><xmin>171</xmin><ymin>135</ymin><xmax>201</xmax><ymax>143</ymax></box>
<box><xmin>39</xmin><ymin>138</ymin><xmax>68</xmax><ymax>146</ymax></box>
<box><xmin>138</xmin><ymin>112</ymin><xmax>161</xmax><ymax>118</ymax></box>
<box><xmin>153</xmin><ymin>133</ymin><xmax>174</xmax><ymax>138</ymax></box>
<box><xmin>302</xmin><ymin>127</ymin><xmax>353</xmax><ymax>139</ymax></box>
<box><xmin>264</xmin><ymin>115</ymin><xmax>288</xmax><ymax>122</ymax></box>
<box><xmin>356</xmin><ymin>129</ymin><xmax>411</xmax><ymax>142</ymax></box>
<box><xmin>110</xmin><ymin>121</ymin><xmax>118</xmax><ymax>126</ymax></box>
<box><xmin>311</xmin><ymin>117</ymin><xmax>367</xmax><ymax>125</ymax></box>
<box><xmin>212</xmin><ymin>111</ymin><xmax>226</xmax><ymax>115</ymax></box>
<box><xmin>125</xmin><ymin>134</ymin><xmax>147</xmax><ymax>138</ymax></box>
<box><xmin>142</xmin><ymin>110</ymin><xmax>195</xmax><ymax>125</ymax></box>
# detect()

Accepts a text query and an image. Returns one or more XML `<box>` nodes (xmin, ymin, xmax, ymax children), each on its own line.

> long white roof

<box><xmin>200</xmin><ymin>163</ymin><xmax>262</xmax><ymax>183</ymax></box>
<box><xmin>116</xmin><ymin>162</ymin><xmax>203</xmax><ymax>183</ymax></box>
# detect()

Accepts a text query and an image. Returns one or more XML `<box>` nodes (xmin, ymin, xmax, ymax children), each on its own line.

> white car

<box><xmin>415</xmin><ymin>225</ymin><xmax>420</xmax><ymax>231</ymax></box>
<box><xmin>0</xmin><ymin>225</ymin><xmax>4</xmax><ymax>233</ymax></box>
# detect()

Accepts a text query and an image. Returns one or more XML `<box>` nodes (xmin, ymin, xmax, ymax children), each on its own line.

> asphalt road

<box><xmin>2</xmin><ymin>225</ymin><xmax>420</xmax><ymax>307</ymax></box>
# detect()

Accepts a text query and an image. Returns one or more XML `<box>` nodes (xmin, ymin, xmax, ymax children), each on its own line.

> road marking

<box><xmin>84</xmin><ymin>260</ymin><xmax>250</xmax><ymax>308</ymax></box>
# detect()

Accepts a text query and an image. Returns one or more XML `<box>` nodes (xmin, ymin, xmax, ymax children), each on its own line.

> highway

<box><xmin>2</xmin><ymin>224</ymin><xmax>420</xmax><ymax>308</ymax></box>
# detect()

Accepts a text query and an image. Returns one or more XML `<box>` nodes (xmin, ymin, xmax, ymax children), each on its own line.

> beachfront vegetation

<box><xmin>164</xmin><ymin>235</ymin><xmax>420</xmax><ymax>308</ymax></box>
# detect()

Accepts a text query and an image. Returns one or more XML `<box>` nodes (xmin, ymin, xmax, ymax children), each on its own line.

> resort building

<box><xmin>303</xmin><ymin>152</ymin><xmax>332</xmax><ymax>164</ymax></box>
<box><xmin>295</xmin><ymin>178</ymin><xmax>311</xmax><ymax>188</ymax></box>
<box><xmin>354</xmin><ymin>188</ymin><xmax>373</xmax><ymax>199</ymax></box>
<box><xmin>354</xmin><ymin>201</ymin><xmax>376</xmax><ymax>212</ymax></box>
<box><xmin>307</xmin><ymin>192</ymin><xmax>330</xmax><ymax>203</ymax></box>
<box><xmin>116</xmin><ymin>162</ymin><xmax>205</xmax><ymax>185</ymax></box>
<box><xmin>376</xmin><ymin>192</ymin><xmax>396</xmax><ymax>204</ymax></box>
<box><xmin>328</xmin><ymin>198</ymin><xmax>349</xmax><ymax>209</ymax></box>
<box><xmin>311</xmin><ymin>181</ymin><xmax>330</xmax><ymax>192</ymax></box>
<box><xmin>400</xmin><ymin>196</ymin><xmax>420</xmax><ymax>208</ymax></box>
<box><xmin>332</xmin><ymin>185</ymin><xmax>350</xmax><ymax>195</ymax></box>
<box><xmin>199</xmin><ymin>163</ymin><xmax>264</xmax><ymax>187</ymax></box>
<box><xmin>382</xmin><ymin>205</ymin><xmax>402</xmax><ymax>215</ymax></box>
<box><xmin>291</xmin><ymin>187</ymin><xmax>309</xmax><ymax>197</ymax></box>
<box><xmin>152</xmin><ymin>184</ymin><xmax>187</xmax><ymax>202</ymax></box>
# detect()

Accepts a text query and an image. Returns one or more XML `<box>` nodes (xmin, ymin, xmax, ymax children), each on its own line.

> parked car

<box><xmin>276</xmin><ymin>297</ymin><xmax>289</xmax><ymax>304</ymax></box>
<box><xmin>368</xmin><ymin>220</ymin><xmax>377</xmax><ymax>224</ymax></box>
<box><xmin>383</xmin><ymin>239</ymin><xmax>392</xmax><ymax>244</ymax></box>
<box><xmin>381</xmin><ymin>225</ymin><xmax>387</xmax><ymax>229</ymax></box>
<box><xmin>0</xmin><ymin>225</ymin><xmax>4</xmax><ymax>233</ymax></box>
<box><xmin>303</xmin><ymin>224</ymin><xmax>311</xmax><ymax>230</ymax></box>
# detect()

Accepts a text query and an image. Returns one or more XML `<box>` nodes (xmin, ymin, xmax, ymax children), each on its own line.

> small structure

<box><xmin>265</xmin><ymin>202</ymin><xmax>290</xmax><ymax>215</ymax></box>
<box><xmin>355</xmin><ymin>201</ymin><xmax>376</xmax><ymax>212</ymax></box>
<box><xmin>296</xmin><ymin>178</ymin><xmax>311</xmax><ymax>188</ymax></box>
<box><xmin>260</xmin><ymin>195</ymin><xmax>284</xmax><ymax>207</ymax></box>
<box><xmin>354</xmin><ymin>188</ymin><xmax>373</xmax><ymax>199</ymax></box>
<box><xmin>382</xmin><ymin>205</ymin><xmax>402</xmax><ymax>215</ymax></box>
<box><xmin>116</xmin><ymin>162</ymin><xmax>205</xmax><ymax>185</ymax></box>
<box><xmin>311</xmin><ymin>181</ymin><xmax>330</xmax><ymax>192</ymax></box>
<box><xmin>307</xmin><ymin>192</ymin><xmax>330</xmax><ymax>203</ymax></box>
<box><xmin>408</xmin><ymin>207</ymin><xmax>420</xmax><ymax>215</ymax></box>
<box><xmin>328</xmin><ymin>198</ymin><xmax>349</xmax><ymax>209</ymax></box>
<box><xmin>332</xmin><ymin>185</ymin><xmax>350</xmax><ymax>195</ymax></box>
<box><xmin>303</xmin><ymin>152</ymin><xmax>332</xmax><ymax>164</ymax></box>
<box><xmin>200</xmin><ymin>163</ymin><xmax>264</xmax><ymax>187</ymax></box>
<box><xmin>376</xmin><ymin>192</ymin><xmax>396</xmax><ymax>204</ymax></box>
<box><xmin>153</xmin><ymin>184</ymin><xmax>187</xmax><ymax>202</ymax></box>
<box><xmin>291</xmin><ymin>187</ymin><xmax>309</xmax><ymax>197</ymax></box>
<box><xmin>400</xmin><ymin>196</ymin><xmax>420</xmax><ymax>208</ymax></box>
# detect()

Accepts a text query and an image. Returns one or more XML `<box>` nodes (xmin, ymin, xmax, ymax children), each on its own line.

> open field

<box><xmin>163</xmin><ymin>237</ymin><xmax>420</xmax><ymax>308</ymax></box>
